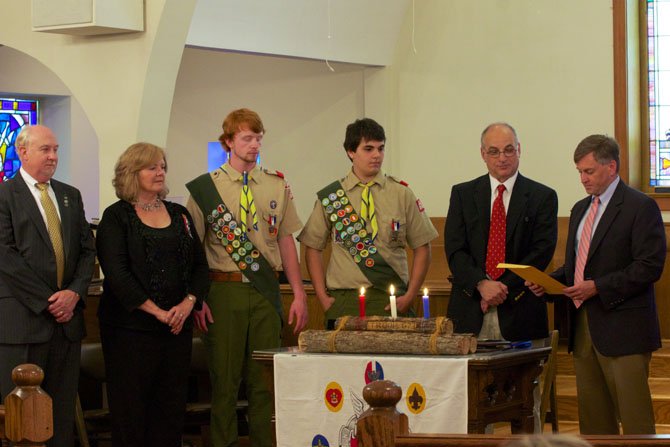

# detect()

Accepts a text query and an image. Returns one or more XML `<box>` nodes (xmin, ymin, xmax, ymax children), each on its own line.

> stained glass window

<box><xmin>647</xmin><ymin>0</ymin><xmax>670</xmax><ymax>187</ymax></box>
<box><xmin>0</xmin><ymin>98</ymin><xmax>38</xmax><ymax>182</ymax></box>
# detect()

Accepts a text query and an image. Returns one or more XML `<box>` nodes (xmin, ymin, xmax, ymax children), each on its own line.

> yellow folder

<box><xmin>497</xmin><ymin>263</ymin><xmax>566</xmax><ymax>295</ymax></box>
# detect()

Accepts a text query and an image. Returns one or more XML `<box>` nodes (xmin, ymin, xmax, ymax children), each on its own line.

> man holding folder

<box><xmin>527</xmin><ymin>134</ymin><xmax>665</xmax><ymax>434</ymax></box>
<box><xmin>444</xmin><ymin>122</ymin><xmax>558</xmax><ymax>341</ymax></box>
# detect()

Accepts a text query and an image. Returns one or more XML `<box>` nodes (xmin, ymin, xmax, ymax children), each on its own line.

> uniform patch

<box><xmin>364</xmin><ymin>361</ymin><xmax>384</xmax><ymax>384</ymax></box>
<box><xmin>324</xmin><ymin>382</ymin><xmax>344</xmax><ymax>412</ymax></box>
<box><xmin>406</xmin><ymin>383</ymin><xmax>427</xmax><ymax>414</ymax></box>
<box><xmin>311</xmin><ymin>434</ymin><xmax>330</xmax><ymax>447</ymax></box>
<box><xmin>416</xmin><ymin>198</ymin><xmax>425</xmax><ymax>212</ymax></box>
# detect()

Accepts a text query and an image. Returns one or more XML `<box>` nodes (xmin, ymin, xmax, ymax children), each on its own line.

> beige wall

<box><xmin>1</xmin><ymin>0</ymin><xmax>617</xmax><ymax>220</ymax></box>
<box><xmin>382</xmin><ymin>0</ymin><xmax>615</xmax><ymax>217</ymax></box>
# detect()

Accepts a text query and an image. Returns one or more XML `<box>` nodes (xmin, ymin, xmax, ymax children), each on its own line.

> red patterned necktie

<box><xmin>573</xmin><ymin>196</ymin><xmax>600</xmax><ymax>308</ymax></box>
<box><xmin>485</xmin><ymin>184</ymin><xmax>506</xmax><ymax>280</ymax></box>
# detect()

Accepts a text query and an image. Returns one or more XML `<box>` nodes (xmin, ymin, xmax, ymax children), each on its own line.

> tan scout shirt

<box><xmin>298</xmin><ymin>170</ymin><xmax>437</xmax><ymax>289</ymax></box>
<box><xmin>186</xmin><ymin>163</ymin><xmax>302</xmax><ymax>272</ymax></box>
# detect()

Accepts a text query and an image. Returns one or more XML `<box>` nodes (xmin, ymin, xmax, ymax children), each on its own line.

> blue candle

<box><xmin>422</xmin><ymin>288</ymin><xmax>430</xmax><ymax>319</ymax></box>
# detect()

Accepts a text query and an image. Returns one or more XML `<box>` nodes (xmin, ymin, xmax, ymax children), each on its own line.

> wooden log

<box><xmin>333</xmin><ymin>316</ymin><xmax>453</xmax><ymax>335</ymax></box>
<box><xmin>298</xmin><ymin>329</ymin><xmax>476</xmax><ymax>355</ymax></box>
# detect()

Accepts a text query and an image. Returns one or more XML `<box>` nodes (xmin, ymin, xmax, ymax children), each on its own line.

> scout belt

<box><xmin>186</xmin><ymin>173</ymin><xmax>283</xmax><ymax>318</ymax></box>
<box><xmin>317</xmin><ymin>180</ymin><xmax>407</xmax><ymax>295</ymax></box>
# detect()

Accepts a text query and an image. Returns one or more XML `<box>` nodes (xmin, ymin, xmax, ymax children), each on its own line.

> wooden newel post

<box><xmin>3</xmin><ymin>364</ymin><xmax>53</xmax><ymax>446</ymax></box>
<box><xmin>356</xmin><ymin>380</ymin><xmax>408</xmax><ymax>447</ymax></box>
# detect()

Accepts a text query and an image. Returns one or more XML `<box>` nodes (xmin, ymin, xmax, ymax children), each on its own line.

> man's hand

<box><xmin>477</xmin><ymin>279</ymin><xmax>508</xmax><ymax>306</ymax></box>
<box><xmin>524</xmin><ymin>280</ymin><xmax>546</xmax><ymax>297</ymax></box>
<box><xmin>288</xmin><ymin>294</ymin><xmax>308</xmax><ymax>334</ymax></box>
<box><xmin>563</xmin><ymin>280</ymin><xmax>597</xmax><ymax>306</ymax></box>
<box><xmin>47</xmin><ymin>289</ymin><xmax>80</xmax><ymax>323</ymax></box>
<box><xmin>317</xmin><ymin>294</ymin><xmax>336</xmax><ymax>312</ymax></box>
<box><xmin>386</xmin><ymin>294</ymin><xmax>414</xmax><ymax>314</ymax></box>
<box><xmin>193</xmin><ymin>301</ymin><xmax>214</xmax><ymax>333</ymax></box>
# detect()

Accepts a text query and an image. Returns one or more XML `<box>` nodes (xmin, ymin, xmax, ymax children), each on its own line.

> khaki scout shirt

<box><xmin>186</xmin><ymin>163</ymin><xmax>302</xmax><ymax>272</ymax></box>
<box><xmin>298</xmin><ymin>170</ymin><xmax>438</xmax><ymax>290</ymax></box>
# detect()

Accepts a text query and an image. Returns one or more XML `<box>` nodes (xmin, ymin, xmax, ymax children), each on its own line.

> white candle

<box><xmin>389</xmin><ymin>285</ymin><xmax>397</xmax><ymax>319</ymax></box>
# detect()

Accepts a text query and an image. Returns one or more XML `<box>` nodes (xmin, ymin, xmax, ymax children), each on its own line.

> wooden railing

<box><xmin>356</xmin><ymin>380</ymin><xmax>670</xmax><ymax>447</ymax></box>
<box><xmin>0</xmin><ymin>364</ymin><xmax>52</xmax><ymax>446</ymax></box>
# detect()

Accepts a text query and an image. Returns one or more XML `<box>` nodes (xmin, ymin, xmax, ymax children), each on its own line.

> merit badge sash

<box><xmin>186</xmin><ymin>173</ymin><xmax>282</xmax><ymax>317</ymax></box>
<box><xmin>317</xmin><ymin>180</ymin><xmax>407</xmax><ymax>295</ymax></box>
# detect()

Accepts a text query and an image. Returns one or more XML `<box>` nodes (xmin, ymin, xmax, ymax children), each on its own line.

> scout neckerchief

<box><xmin>239</xmin><ymin>171</ymin><xmax>259</xmax><ymax>233</ymax></box>
<box><xmin>317</xmin><ymin>180</ymin><xmax>407</xmax><ymax>295</ymax></box>
<box><xmin>186</xmin><ymin>171</ymin><xmax>282</xmax><ymax>317</ymax></box>
<box><xmin>359</xmin><ymin>181</ymin><xmax>378</xmax><ymax>240</ymax></box>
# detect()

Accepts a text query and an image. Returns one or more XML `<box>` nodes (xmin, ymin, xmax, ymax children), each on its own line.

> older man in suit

<box><xmin>445</xmin><ymin>122</ymin><xmax>558</xmax><ymax>341</ymax></box>
<box><xmin>0</xmin><ymin>125</ymin><xmax>96</xmax><ymax>446</ymax></box>
<box><xmin>528</xmin><ymin>134</ymin><xmax>665</xmax><ymax>434</ymax></box>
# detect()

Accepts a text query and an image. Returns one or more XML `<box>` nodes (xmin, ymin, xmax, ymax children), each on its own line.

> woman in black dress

<box><xmin>96</xmin><ymin>142</ymin><xmax>209</xmax><ymax>447</ymax></box>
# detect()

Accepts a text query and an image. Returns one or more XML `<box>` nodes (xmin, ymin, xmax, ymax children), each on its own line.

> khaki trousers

<box><xmin>573</xmin><ymin>307</ymin><xmax>655</xmax><ymax>434</ymax></box>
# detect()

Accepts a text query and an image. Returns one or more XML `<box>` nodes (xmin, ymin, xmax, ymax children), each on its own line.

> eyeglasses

<box><xmin>485</xmin><ymin>147</ymin><xmax>518</xmax><ymax>158</ymax></box>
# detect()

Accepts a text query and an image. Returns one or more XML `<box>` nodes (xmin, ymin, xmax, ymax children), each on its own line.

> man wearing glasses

<box><xmin>444</xmin><ymin>122</ymin><xmax>558</xmax><ymax>342</ymax></box>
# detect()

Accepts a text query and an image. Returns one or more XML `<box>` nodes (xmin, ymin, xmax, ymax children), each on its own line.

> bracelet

<box><xmin>186</xmin><ymin>295</ymin><xmax>196</xmax><ymax>303</ymax></box>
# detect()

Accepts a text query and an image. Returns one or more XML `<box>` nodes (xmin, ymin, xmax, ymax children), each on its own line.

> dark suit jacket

<box><xmin>552</xmin><ymin>180</ymin><xmax>665</xmax><ymax>356</ymax></box>
<box><xmin>445</xmin><ymin>173</ymin><xmax>558</xmax><ymax>341</ymax></box>
<box><xmin>0</xmin><ymin>174</ymin><xmax>96</xmax><ymax>344</ymax></box>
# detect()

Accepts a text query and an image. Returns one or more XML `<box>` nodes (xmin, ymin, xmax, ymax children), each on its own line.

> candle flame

<box><xmin>390</xmin><ymin>285</ymin><xmax>395</xmax><ymax>296</ymax></box>
<box><xmin>424</xmin><ymin>287</ymin><xmax>428</xmax><ymax>296</ymax></box>
<box><xmin>360</xmin><ymin>287</ymin><xmax>365</xmax><ymax>295</ymax></box>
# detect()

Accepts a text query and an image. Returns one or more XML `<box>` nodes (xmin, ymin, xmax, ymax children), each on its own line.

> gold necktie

<box><xmin>359</xmin><ymin>181</ymin><xmax>378</xmax><ymax>240</ymax></box>
<box><xmin>36</xmin><ymin>183</ymin><xmax>64</xmax><ymax>287</ymax></box>
<box><xmin>239</xmin><ymin>171</ymin><xmax>258</xmax><ymax>232</ymax></box>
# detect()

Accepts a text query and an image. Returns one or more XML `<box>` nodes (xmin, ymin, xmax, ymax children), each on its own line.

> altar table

<box><xmin>252</xmin><ymin>345</ymin><xmax>550</xmax><ymax>446</ymax></box>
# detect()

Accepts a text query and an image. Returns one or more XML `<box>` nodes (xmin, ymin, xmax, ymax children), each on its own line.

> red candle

<box><xmin>359</xmin><ymin>287</ymin><xmax>366</xmax><ymax>317</ymax></box>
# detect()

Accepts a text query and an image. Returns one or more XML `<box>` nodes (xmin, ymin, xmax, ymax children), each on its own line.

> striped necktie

<box><xmin>36</xmin><ymin>183</ymin><xmax>64</xmax><ymax>287</ymax></box>
<box><xmin>359</xmin><ymin>181</ymin><xmax>378</xmax><ymax>240</ymax></box>
<box><xmin>574</xmin><ymin>196</ymin><xmax>600</xmax><ymax>308</ymax></box>
<box><xmin>239</xmin><ymin>171</ymin><xmax>258</xmax><ymax>232</ymax></box>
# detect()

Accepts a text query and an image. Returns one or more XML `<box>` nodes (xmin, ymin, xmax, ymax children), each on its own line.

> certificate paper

<box><xmin>497</xmin><ymin>263</ymin><xmax>566</xmax><ymax>294</ymax></box>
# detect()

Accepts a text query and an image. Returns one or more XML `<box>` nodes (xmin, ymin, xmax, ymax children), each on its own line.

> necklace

<box><xmin>134</xmin><ymin>198</ymin><xmax>162</xmax><ymax>211</ymax></box>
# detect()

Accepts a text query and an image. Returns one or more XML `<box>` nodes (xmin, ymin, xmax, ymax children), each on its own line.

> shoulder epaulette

<box><xmin>388</xmin><ymin>175</ymin><xmax>409</xmax><ymax>187</ymax></box>
<box><xmin>262</xmin><ymin>168</ymin><xmax>285</xmax><ymax>179</ymax></box>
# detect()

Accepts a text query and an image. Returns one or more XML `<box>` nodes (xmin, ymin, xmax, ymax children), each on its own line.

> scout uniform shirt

<box><xmin>298</xmin><ymin>170</ymin><xmax>438</xmax><ymax>290</ymax></box>
<box><xmin>186</xmin><ymin>163</ymin><xmax>302</xmax><ymax>272</ymax></box>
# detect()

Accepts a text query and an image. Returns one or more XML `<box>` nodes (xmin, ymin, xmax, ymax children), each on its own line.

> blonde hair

<box><xmin>112</xmin><ymin>142</ymin><xmax>169</xmax><ymax>202</ymax></box>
